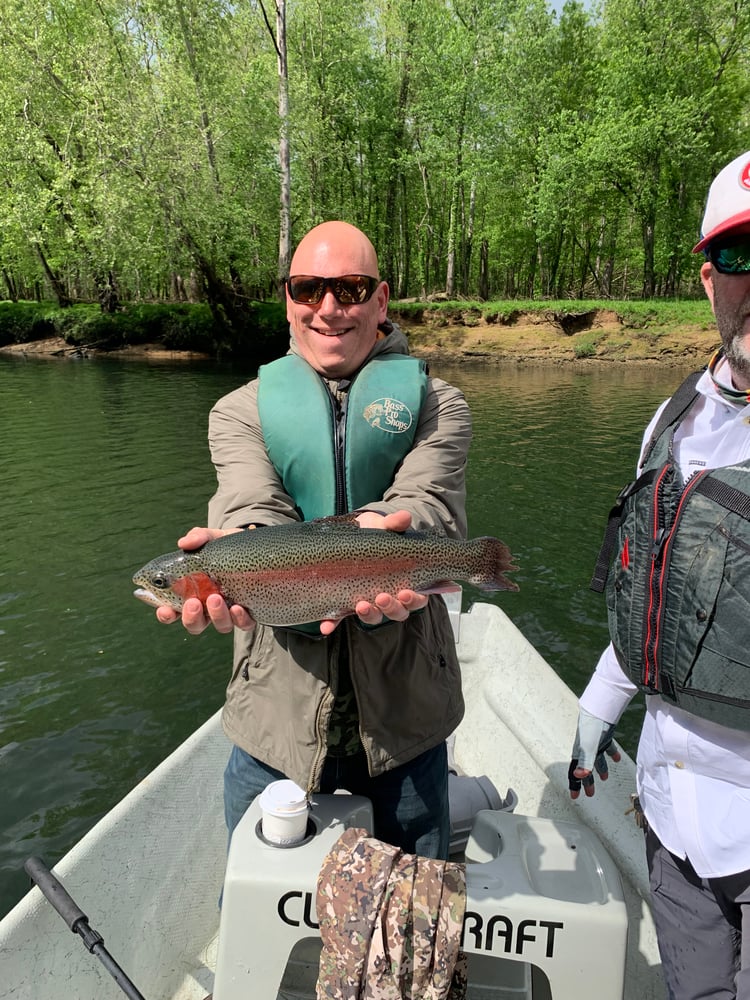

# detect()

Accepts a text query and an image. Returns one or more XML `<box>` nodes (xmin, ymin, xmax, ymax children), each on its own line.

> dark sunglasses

<box><xmin>708</xmin><ymin>239</ymin><xmax>750</xmax><ymax>275</ymax></box>
<box><xmin>286</xmin><ymin>274</ymin><xmax>380</xmax><ymax>305</ymax></box>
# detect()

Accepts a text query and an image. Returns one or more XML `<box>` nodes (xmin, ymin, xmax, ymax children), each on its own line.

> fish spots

<box><xmin>133</xmin><ymin>519</ymin><xmax>518</xmax><ymax>626</ymax></box>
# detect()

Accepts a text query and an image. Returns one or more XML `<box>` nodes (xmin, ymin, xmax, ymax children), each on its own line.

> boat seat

<box><xmin>213</xmin><ymin>794</ymin><xmax>628</xmax><ymax>1000</ymax></box>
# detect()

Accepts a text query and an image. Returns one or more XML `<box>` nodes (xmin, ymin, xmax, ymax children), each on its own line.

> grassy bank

<box><xmin>390</xmin><ymin>297</ymin><xmax>717</xmax><ymax>364</ymax></box>
<box><xmin>0</xmin><ymin>297</ymin><xmax>718</xmax><ymax>364</ymax></box>
<box><xmin>392</xmin><ymin>297</ymin><xmax>715</xmax><ymax>328</ymax></box>
<box><xmin>0</xmin><ymin>300</ymin><xmax>290</xmax><ymax>362</ymax></box>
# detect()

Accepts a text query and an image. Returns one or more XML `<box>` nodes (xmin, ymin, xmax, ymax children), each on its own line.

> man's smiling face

<box><xmin>286</xmin><ymin>221</ymin><xmax>389</xmax><ymax>379</ymax></box>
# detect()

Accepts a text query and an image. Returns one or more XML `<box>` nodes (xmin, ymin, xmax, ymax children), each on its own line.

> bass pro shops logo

<box><xmin>363</xmin><ymin>397</ymin><xmax>413</xmax><ymax>434</ymax></box>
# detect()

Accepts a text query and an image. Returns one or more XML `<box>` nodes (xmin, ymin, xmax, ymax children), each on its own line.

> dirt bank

<box><xmin>391</xmin><ymin>306</ymin><xmax>719</xmax><ymax>366</ymax></box>
<box><xmin>0</xmin><ymin>307</ymin><xmax>720</xmax><ymax>365</ymax></box>
<box><xmin>0</xmin><ymin>337</ymin><xmax>213</xmax><ymax>361</ymax></box>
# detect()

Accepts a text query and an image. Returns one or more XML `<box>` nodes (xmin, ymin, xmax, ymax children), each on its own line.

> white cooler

<box><xmin>213</xmin><ymin>794</ymin><xmax>627</xmax><ymax>1000</ymax></box>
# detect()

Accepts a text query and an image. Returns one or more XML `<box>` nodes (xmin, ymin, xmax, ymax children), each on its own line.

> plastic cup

<box><xmin>258</xmin><ymin>780</ymin><xmax>309</xmax><ymax>846</ymax></box>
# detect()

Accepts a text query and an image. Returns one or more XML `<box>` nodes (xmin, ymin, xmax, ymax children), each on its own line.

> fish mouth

<box><xmin>133</xmin><ymin>587</ymin><xmax>161</xmax><ymax>608</ymax></box>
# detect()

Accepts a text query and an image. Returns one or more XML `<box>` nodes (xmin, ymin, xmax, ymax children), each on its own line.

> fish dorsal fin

<box><xmin>305</xmin><ymin>514</ymin><xmax>362</xmax><ymax>531</ymax></box>
<box><xmin>303</xmin><ymin>516</ymin><xmax>444</xmax><ymax>539</ymax></box>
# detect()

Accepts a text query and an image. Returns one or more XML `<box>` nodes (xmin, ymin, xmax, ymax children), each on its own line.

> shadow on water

<box><xmin>0</xmin><ymin>353</ymin><xmax>695</xmax><ymax>919</ymax></box>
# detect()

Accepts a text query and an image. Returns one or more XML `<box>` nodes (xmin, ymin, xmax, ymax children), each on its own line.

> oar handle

<box><xmin>23</xmin><ymin>856</ymin><xmax>148</xmax><ymax>1000</ymax></box>
<box><xmin>24</xmin><ymin>856</ymin><xmax>89</xmax><ymax>933</ymax></box>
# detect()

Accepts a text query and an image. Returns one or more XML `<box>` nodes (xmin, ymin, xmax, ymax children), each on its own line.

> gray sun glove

<box><xmin>568</xmin><ymin>707</ymin><xmax>621</xmax><ymax>797</ymax></box>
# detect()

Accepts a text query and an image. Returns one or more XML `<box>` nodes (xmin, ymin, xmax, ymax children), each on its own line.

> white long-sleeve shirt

<box><xmin>580</xmin><ymin>356</ymin><xmax>750</xmax><ymax>878</ymax></box>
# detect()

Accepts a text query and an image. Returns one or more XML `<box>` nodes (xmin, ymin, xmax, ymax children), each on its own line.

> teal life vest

<box><xmin>256</xmin><ymin>352</ymin><xmax>428</xmax><ymax>520</ymax></box>
<box><xmin>256</xmin><ymin>351</ymin><xmax>428</xmax><ymax>634</ymax></box>
<box><xmin>591</xmin><ymin>370</ymin><xmax>750</xmax><ymax>731</ymax></box>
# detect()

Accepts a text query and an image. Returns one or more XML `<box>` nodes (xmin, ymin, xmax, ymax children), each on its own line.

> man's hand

<box><xmin>355</xmin><ymin>509</ymin><xmax>412</xmax><ymax>532</ymax></box>
<box><xmin>319</xmin><ymin>510</ymin><xmax>429</xmax><ymax>635</ymax></box>
<box><xmin>154</xmin><ymin>527</ymin><xmax>256</xmax><ymax>635</ymax></box>
<box><xmin>568</xmin><ymin>707</ymin><xmax>622</xmax><ymax>799</ymax></box>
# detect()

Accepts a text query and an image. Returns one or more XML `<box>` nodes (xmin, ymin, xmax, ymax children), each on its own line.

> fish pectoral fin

<box><xmin>416</xmin><ymin>580</ymin><xmax>462</xmax><ymax>595</ymax></box>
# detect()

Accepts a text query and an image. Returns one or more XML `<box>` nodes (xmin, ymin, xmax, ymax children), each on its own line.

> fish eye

<box><xmin>151</xmin><ymin>574</ymin><xmax>170</xmax><ymax>590</ymax></box>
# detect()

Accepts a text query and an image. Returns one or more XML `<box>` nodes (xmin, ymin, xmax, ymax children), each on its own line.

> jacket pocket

<box><xmin>231</xmin><ymin>623</ymin><xmax>277</xmax><ymax>684</ymax></box>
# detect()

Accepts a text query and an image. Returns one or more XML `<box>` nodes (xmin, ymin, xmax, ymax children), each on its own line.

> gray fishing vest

<box><xmin>591</xmin><ymin>371</ymin><xmax>750</xmax><ymax>731</ymax></box>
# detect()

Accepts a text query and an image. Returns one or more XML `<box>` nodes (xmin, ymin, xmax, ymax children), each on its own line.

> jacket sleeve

<box><xmin>357</xmin><ymin>377</ymin><xmax>471</xmax><ymax>539</ymax></box>
<box><xmin>206</xmin><ymin>379</ymin><xmax>300</xmax><ymax>529</ymax></box>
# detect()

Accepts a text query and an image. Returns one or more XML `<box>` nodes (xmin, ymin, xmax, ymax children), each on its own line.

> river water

<box><xmin>0</xmin><ymin>351</ymin><xmax>699</xmax><ymax>920</ymax></box>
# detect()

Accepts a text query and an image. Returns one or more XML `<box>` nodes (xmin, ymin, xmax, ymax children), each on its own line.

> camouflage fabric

<box><xmin>316</xmin><ymin>827</ymin><xmax>467</xmax><ymax>1000</ymax></box>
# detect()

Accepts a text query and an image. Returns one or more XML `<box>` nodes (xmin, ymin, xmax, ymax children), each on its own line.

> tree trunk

<box><xmin>175</xmin><ymin>0</ymin><xmax>220</xmax><ymax>190</ymax></box>
<box><xmin>642</xmin><ymin>218</ymin><xmax>656</xmax><ymax>298</ymax></box>
<box><xmin>478</xmin><ymin>238</ymin><xmax>489</xmax><ymax>300</ymax></box>
<box><xmin>276</xmin><ymin>0</ymin><xmax>291</xmax><ymax>288</ymax></box>
<box><xmin>382</xmin><ymin>0</ymin><xmax>416</xmax><ymax>291</ymax></box>
<box><xmin>96</xmin><ymin>270</ymin><xmax>119</xmax><ymax>313</ymax></box>
<box><xmin>445</xmin><ymin>183</ymin><xmax>457</xmax><ymax>298</ymax></box>
<box><xmin>34</xmin><ymin>242</ymin><xmax>71</xmax><ymax>307</ymax></box>
<box><xmin>2</xmin><ymin>268</ymin><xmax>18</xmax><ymax>302</ymax></box>
<box><xmin>397</xmin><ymin>170</ymin><xmax>410</xmax><ymax>297</ymax></box>
<box><xmin>462</xmin><ymin>176</ymin><xmax>476</xmax><ymax>295</ymax></box>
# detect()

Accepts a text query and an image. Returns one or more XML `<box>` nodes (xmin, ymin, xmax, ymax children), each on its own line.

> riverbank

<box><xmin>0</xmin><ymin>336</ymin><xmax>215</xmax><ymax>362</ymax></box>
<box><xmin>391</xmin><ymin>304</ymin><xmax>719</xmax><ymax>366</ymax></box>
<box><xmin>0</xmin><ymin>303</ymin><xmax>719</xmax><ymax>365</ymax></box>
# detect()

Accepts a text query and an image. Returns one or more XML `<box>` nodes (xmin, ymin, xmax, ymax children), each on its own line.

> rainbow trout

<box><xmin>133</xmin><ymin>518</ymin><xmax>518</xmax><ymax>627</ymax></box>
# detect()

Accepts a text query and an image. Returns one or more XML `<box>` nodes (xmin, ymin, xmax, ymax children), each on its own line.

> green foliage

<box><xmin>0</xmin><ymin>302</ymin><xmax>57</xmax><ymax>346</ymax></box>
<box><xmin>573</xmin><ymin>336</ymin><xmax>598</xmax><ymax>359</ymax></box>
<box><xmin>0</xmin><ymin>299</ymin><xmax>289</xmax><ymax>360</ymax></box>
<box><xmin>0</xmin><ymin>0</ymin><xmax>748</xmax><ymax>305</ymax></box>
<box><xmin>0</xmin><ymin>296</ymin><xmax>714</xmax><ymax>360</ymax></box>
<box><xmin>393</xmin><ymin>296</ymin><xmax>715</xmax><ymax>330</ymax></box>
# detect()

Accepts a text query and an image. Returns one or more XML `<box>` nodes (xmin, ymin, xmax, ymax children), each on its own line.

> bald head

<box><xmin>285</xmin><ymin>220</ymin><xmax>389</xmax><ymax>379</ymax></box>
<box><xmin>290</xmin><ymin>221</ymin><xmax>380</xmax><ymax>279</ymax></box>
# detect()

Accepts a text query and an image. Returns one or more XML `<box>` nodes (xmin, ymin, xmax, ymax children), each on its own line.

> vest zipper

<box><xmin>334</xmin><ymin>394</ymin><xmax>347</xmax><ymax>515</ymax></box>
<box><xmin>322</xmin><ymin>377</ymin><xmax>351</xmax><ymax>515</ymax></box>
<box><xmin>642</xmin><ymin>467</ymin><xmax>708</xmax><ymax>690</ymax></box>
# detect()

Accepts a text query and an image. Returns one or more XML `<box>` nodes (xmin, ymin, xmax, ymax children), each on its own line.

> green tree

<box><xmin>586</xmin><ymin>0</ymin><xmax>750</xmax><ymax>297</ymax></box>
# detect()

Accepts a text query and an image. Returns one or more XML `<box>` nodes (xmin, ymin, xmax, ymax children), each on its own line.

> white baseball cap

<box><xmin>693</xmin><ymin>150</ymin><xmax>750</xmax><ymax>253</ymax></box>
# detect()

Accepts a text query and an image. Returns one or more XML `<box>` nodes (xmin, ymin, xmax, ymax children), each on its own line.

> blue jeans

<box><xmin>224</xmin><ymin>742</ymin><xmax>450</xmax><ymax>859</ymax></box>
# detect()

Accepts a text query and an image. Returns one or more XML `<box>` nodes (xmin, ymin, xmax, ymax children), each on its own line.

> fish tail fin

<box><xmin>473</xmin><ymin>537</ymin><xmax>520</xmax><ymax>592</ymax></box>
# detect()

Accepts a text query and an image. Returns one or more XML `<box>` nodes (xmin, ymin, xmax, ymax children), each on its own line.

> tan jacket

<box><xmin>207</xmin><ymin>325</ymin><xmax>471</xmax><ymax>792</ymax></box>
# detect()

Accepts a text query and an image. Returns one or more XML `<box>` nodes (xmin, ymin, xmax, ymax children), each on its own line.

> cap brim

<box><xmin>693</xmin><ymin>209</ymin><xmax>750</xmax><ymax>253</ymax></box>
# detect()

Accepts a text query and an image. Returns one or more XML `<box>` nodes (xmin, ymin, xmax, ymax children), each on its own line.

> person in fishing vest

<box><xmin>154</xmin><ymin>220</ymin><xmax>472</xmax><ymax>861</ymax></box>
<box><xmin>568</xmin><ymin>151</ymin><xmax>750</xmax><ymax>1000</ymax></box>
